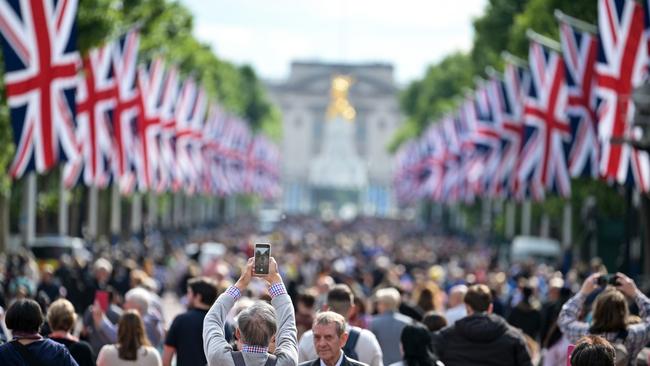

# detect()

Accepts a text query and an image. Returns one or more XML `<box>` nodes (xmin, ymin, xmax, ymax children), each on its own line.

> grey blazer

<box><xmin>370</xmin><ymin>312</ymin><xmax>413</xmax><ymax>366</ymax></box>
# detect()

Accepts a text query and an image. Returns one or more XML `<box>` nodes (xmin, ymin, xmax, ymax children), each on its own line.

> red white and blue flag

<box><xmin>490</xmin><ymin>61</ymin><xmax>529</xmax><ymax>199</ymax></box>
<box><xmin>157</xmin><ymin>65</ymin><xmax>180</xmax><ymax>193</ymax></box>
<box><xmin>520</xmin><ymin>39</ymin><xmax>572</xmax><ymax>199</ymax></box>
<box><xmin>135</xmin><ymin>58</ymin><xmax>165</xmax><ymax>192</ymax></box>
<box><xmin>596</xmin><ymin>0</ymin><xmax>650</xmax><ymax>192</ymax></box>
<box><xmin>0</xmin><ymin>0</ymin><xmax>80</xmax><ymax>178</ymax></box>
<box><xmin>559</xmin><ymin>17</ymin><xmax>600</xmax><ymax>179</ymax></box>
<box><xmin>111</xmin><ymin>29</ymin><xmax>140</xmax><ymax>194</ymax></box>
<box><xmin>64</xmin><ymin>43</ymin><xmax>115</xmax><ymax>188</ymax></box>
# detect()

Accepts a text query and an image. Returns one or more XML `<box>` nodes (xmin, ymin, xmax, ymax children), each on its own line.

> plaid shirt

<box><xmin>225</xmin><ymin>282</ymin><xmax>288</xmax><ymax>301</ymax></box>
<box><xmin>558</xmin><ymin>290</ymin><xmax>650</xmax><ymax>363</ymax></box>
<box><xmin>242</xmin><ymin>344</ymin><xmax>269</xmax><ymax>354</ymax></box>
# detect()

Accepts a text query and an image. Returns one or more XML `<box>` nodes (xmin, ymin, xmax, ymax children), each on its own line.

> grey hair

<box><xmin>125</xmin><ymin>287</ymin><xmax>150</xmax><ymax>315</ymax></box>
<box><xmin>376</xmin><ymin>287</ymin><xmax>401</xmax><ymax>311</ymax></box>
<box><xmin>237</xmin><ymin>301</ymin><xmax>277</xmax><ymax>346</ymax></box>
<box><xmin>313</xmin><ymin>311</ymin><xmax>346</xmax><ymax>337</ymax></box>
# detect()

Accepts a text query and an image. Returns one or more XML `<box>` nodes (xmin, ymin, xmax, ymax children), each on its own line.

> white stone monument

<box><xmin>309</xmin><ymin>75</ymin><xmax>368</xmax><ymax>190</ymax></box>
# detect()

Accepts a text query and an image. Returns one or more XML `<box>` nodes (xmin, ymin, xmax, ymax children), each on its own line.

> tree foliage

<box><xmin>389</xmin><ymin>52</ymin><xmax>474</xmax><ymax>151</ymax></box>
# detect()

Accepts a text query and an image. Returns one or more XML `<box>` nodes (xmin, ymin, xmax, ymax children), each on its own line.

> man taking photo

<box><xmin>203</xmin><ymin>257</ymin><xmax>298</xmax><ymax>366</ymax></box>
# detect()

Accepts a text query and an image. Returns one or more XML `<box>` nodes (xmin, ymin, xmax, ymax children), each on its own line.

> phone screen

<box><xmin>254</xmin><ymin>243</ymin><xmax>271</xmax><ymax>275</ymax></box>
<box><xmin>95</xmin><ymin>290</ymin><xmax>109</xmax><ymax>312</ymax></box>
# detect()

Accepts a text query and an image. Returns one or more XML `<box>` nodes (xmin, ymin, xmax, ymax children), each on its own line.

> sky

<box><xmin>180</xmin><ymin>0</ymin><xmax>487</xmax><ymax>85</ymax></box>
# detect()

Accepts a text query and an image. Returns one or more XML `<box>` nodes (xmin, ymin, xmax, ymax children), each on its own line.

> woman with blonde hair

<box><xmin>97</xmin><ymin>310</ymin><xmax>161</xmax><ymax>366</ymax></box>
<box><xmin>47</xmin><ymin>299</ymin><xmax>94</xmax><ymax>366</ymax></box>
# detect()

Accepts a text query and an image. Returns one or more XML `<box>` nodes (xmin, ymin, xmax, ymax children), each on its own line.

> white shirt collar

<box><xmin>320</xmin><ymin>350</ymin><xmax>345</xmax><ymax>366</ymax></box>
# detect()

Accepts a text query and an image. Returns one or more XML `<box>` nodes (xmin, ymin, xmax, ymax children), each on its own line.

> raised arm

<box><xmin>203</xmin><ymin>258</ymin><xmax>253</xmax><ymax>365</ymax></box>
<box><xmin>266</xmin><ymin>258</ymin><xmax>298</xmax><ymax>364</ymax></box>
<box><xmin>613</xmin><ymin>273</ymin><xmax>650</xmax><ymax>357</ymax></box>
<box><xmin>557</xmin><ymin>273</ymin><xmax>598</xmax><ymax>343</ymax></box>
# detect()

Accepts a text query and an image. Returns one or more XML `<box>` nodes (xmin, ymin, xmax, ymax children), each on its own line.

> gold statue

<box><xmin>326</xmin><ymin>75</ymin><xmax>356</xmax><ymax>121</ymax></box>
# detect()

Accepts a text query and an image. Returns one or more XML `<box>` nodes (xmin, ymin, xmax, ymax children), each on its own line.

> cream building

<box><xmin>265</xmin><ymin>61</ymin><xmax>402</xmax><ymax>217</ymax></box>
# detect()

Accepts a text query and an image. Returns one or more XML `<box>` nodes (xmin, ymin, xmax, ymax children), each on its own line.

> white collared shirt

<box><xmin>299</xmin><ymin>324</ymin><xmax>383</xmax><ymax>366</ymax></box>
<box><xmin>320</xmin><ymin>350</ymin><xmax>344</xmax><ymax>366</ymax></box>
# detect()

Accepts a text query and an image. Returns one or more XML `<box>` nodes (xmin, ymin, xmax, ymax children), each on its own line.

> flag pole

<box><xmin>554</xmin><ymin>10</ymin><xmax>598</xmax><ymax>34</ymax></box>
<box><xmin>501</xmin><ymin>51</ymin><xmax>528</xmax><ymax>68</ymax></box>
<box><xmin>87</xmin><ymin>185</ymin><xmax>98</xmax><ymax>241</ymax></box>
<box><xmin>58</xmin><ymin>169</ymin><xmax>69</xmax><ymax>235</ymax></box>
<box><xmin>526</xmin><ymin>29</ymin><xmax>562</xmax><ymax>52</ymax></box>
<box><xmin>110</xmin><ymin>184</ymin><xmax>121</xmax><ymax>242</ymax></box>
<box><xmin>22</xmin><ymin>172</ymin><xmax>37</xmax><ymax>246</ymax></box>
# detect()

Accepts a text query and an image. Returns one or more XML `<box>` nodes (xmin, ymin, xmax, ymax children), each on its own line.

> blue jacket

<box><xmin>0</xmin><ymin>339</ymin><xmax>79</xmax><ymax>366</ymax></box>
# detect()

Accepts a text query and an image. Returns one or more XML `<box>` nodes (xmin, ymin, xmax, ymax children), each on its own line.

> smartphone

<box><xmin>254</xmin><ymin>243</ymin><xmax>271</xmax><ymax>276</ymax></box>
<box><xmin>597</xmin><ymin>274</ymin><xmax>619</xmax><ymax>287</ymax></box>
<box><xmin>567</xmin><ymin>344</ymin><xmax>575</xmax><ymax>366</ymax></box>
<box><xmin>95</xmin><ymin>290</ymin><xmax>110</xmax><ymax>312</ymax></box>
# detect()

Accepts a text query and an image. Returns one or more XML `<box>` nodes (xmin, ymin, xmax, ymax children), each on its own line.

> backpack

<box><xmin>611</xmin><ymin>330</ymin><xmax>629</xmax><ymax>366</ymax></box>
<box><xmin>342</xmin><ymin>327</ymin><xmax>361</xmax><ymax>361</ymax></box>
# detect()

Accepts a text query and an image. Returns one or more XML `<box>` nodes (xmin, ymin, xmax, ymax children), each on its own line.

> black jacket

<box><xmin>432</xmin><ymin>313</ymin><xmax>532</xmax><ymax>366</ymax></box>
<box><xmin>299</xmin><ymin>354</ymin><xmax>368</xmax><ymax>366</ymax></box>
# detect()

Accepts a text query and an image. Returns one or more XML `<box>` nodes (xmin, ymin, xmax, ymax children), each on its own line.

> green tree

<box><xmin>508</xmin><ymin>0</ymin><xmax>597</xmax><ymax>57</ymax></box>
<box><xmin>390</xmin><ymin>52</ymin><xmax>474</xmax><ymax>150</ymax></box>
<box><xmin>471</xmin><ymin>0</ymin><xmax>530</xmax><ymax>75</ymax></box>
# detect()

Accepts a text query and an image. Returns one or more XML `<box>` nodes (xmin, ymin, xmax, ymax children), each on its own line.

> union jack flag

<box><xmin>247</xmin><ymin>135</ymin><xmax>280</xmax><ymax>199</ymax></box>
<box><xmin>445</xmin><ymin>111</ymin><xmax>469</xmax><ymax>203</ymax></box>
<box><xmin>111</xmin><ymin>29</ymin><xmax>140</xmax><ymax>194</ymax></box>
<box><xmin>64</xmin><ymin>43</ymin><xmax>115</xmax><ymax>188</ymax></box>
<box><xmin>0</xmin><ymin>0</ymin><xmax>80</xmax><ymax>178</ymax></box>
<box><xmin>419</xmin><ymin>124</ymin><xmax>445</xmax><ymax>201</ymax></box>
<box><xmin>559</xmin><ymin>17</ymin><xmax>600</xmax><ymax>179</ymax></box>
<box><xmin>490</xmin><ymin>62</ymin><xmax>529</xmax><ymax>199</ymax></box>
<box><xmin>157</xmin><ymin>65</ymin><xmax>180</xmax><ymax>193</ymax></box>
<box><xmin>187</xmin><ymin>86</ymin><xmax>207</xmax><ymax>194</ymax></box>
<box><xmin>520</xmin><ymin>39</ymin><xmax>572</xmax><ymax>199</ymax></box>
<box><xmin>473</xmin><ymin>84</ymin><xmax>502</xmax><ymax>197</ymax></box>
<box><xmin>459</xmin><ymin>97</ymin><xmax>488</xmax><ymax>200</ymax></box>
<box><xmin>225</xmin><ymin>118</ymin><xmax>251</xmax><ymax>194</ymax></box>
<box><xmin>394</xmin><ymin>140</ymin><xmax>422</xmax><ymax>204</ymax></box>
<box><xmin>202</xmin><ymin>103</ymin><xmax>225</xmax><ymax>194</ymax></box>
<box><xmin>174</xmin><ymin>78</ymin><xmax>199</xmax><ymax>192</ymax></box>
<box><xmin>597</xmin><ymin>0</ymin><xmax>650</xmax><ymax>192</ymax></box>
<box><xmin>135</xmin><ymin>58</ymin><xmax>165</xmax><ymax>192</ymax></box>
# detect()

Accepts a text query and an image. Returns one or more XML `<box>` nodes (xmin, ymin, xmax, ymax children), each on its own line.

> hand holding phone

<box><xmin>254</xmin><ymin>243</ymin><xmax>271</xmax><ymax>276</ymax></box>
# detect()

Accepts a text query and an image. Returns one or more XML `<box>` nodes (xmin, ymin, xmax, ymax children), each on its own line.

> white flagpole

<box><xmin>147</xmin><ymin>192</ymin><xmax>157</xmax><ymax>228</ymax></box>
<box><xmin>131</xmin><ymin>193</ymin><xmax>142</xmax><ymax>234</ymax></box>
<box><xmin>58</xmin><ymin>171</ymin><xmax>69</xmax><ymax>235</ymax></box>
<box><xmin>562</xmin><ymin>201</ymin><xmax>572</xmax><ymax>249</ymax></box>
<box><xmin>505</xmin><ymin>200</ymin><xmax>516</xmax><ymax>239</ymax></box>
<box><xmin>87</xmin><ymin>186</ymin><xmax>99</xmax><ymax>240</ymax></box>
<box><xmin>22</xmin><ymin>172</ymin><xmax>37</xmax><ymax>245</ymax></box>
<box><xmin>110</xmin><ymin>184</ymin><xmax>121</xmax><ymax>238</ymax></box>
<box><xmin>521</xmin><ymin>200</ymin><xmax>532</xmax><ymax>236</ymax></box>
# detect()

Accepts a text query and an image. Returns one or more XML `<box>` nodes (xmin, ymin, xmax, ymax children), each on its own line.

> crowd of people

<box><xmin>0</xmin><ymin>214</ymin><xmax>647</xmax><ymax>366</ymax></box>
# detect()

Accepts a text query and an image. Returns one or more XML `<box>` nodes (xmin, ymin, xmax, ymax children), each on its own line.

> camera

<box><xmin>597</xmin><ymin>274</ymin><xmax>619</xmax><ymax>287</ymax></box>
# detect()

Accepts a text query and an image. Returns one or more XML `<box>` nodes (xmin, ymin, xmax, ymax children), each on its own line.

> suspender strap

<box><xmin>265</xmin><ymin>354</ymin><xmax>278</xmax><ymax>366</ymax></box>
<box><xmin>232</xmin><ymin>351</ymin><xmax>247</xmax><ymax>366</ymax></box>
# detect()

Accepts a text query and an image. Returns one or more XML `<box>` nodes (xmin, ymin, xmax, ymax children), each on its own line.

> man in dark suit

<box><xmin>299</xmin><ymin>311</ymin><xmax>368</xmax><ymax>366</ymax></box>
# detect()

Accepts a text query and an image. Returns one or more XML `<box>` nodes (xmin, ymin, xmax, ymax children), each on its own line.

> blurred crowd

<box><xmin>0</xmin><ymin>214</ymin><xmax>647</xmax><ymax>366</ymax></box>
